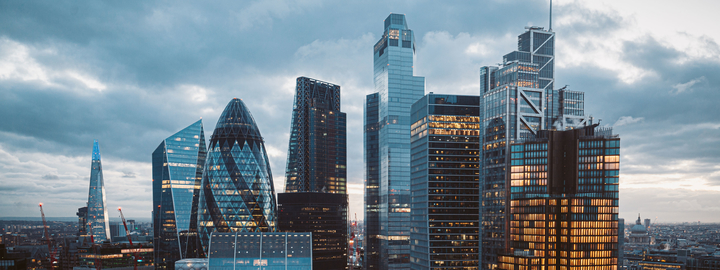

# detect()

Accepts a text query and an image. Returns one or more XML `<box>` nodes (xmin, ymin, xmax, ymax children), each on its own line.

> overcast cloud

<box><xmin>1</xmin><ymin>0</ymin><xmax>719</xmax><ymax>222</ymax></box>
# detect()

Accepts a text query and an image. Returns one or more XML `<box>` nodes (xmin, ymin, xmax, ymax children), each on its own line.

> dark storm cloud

<box><xmin>0</xmin><ymin>0</ymin><xmax>719</xmax><ymax>220</ymax></box>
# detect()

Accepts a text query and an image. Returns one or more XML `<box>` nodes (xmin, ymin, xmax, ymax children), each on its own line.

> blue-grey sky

<box><xmin>1</xmin><ymin>0</ymin><xmax>719</xmax><ymax>222</ymax></box>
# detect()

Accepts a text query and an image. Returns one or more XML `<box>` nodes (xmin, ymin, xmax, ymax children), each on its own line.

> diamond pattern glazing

<box><xmin>198</xmin><ymin>98</ymin><xmax>277</xmax><ymax>253</ymax></box>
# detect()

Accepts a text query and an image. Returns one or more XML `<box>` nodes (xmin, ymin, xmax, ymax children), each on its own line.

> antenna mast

<box><xmin>549</xmin><ymin>0</ymin><xmax>553</xmax><ymax>30</ymax></box>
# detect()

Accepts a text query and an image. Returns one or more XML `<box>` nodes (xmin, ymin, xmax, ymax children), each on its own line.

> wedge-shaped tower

<box><xmin>152</xmin><ymin>119</ymin><xmax>207</xmax><ymax>269</ymax></box>
<box><xmin>87</xmin><ymin>140</ymin><xmax>111</xmax><ymax>243</ymax></box>
<box><xmin>198</xmin><ymin>98</ymin><xmax>277</xmax><ymax>252</ymax></box>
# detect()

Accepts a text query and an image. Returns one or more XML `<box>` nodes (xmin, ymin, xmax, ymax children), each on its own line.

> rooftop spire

<box><xmin>92</xmin><ymin>140</ymin><xmax>101</xmax><ymax>161</ymax></box>
<box><xmin>549</xmin><ymin>0</ymin><xmax>553</xmax><ymax>31</ymax></box>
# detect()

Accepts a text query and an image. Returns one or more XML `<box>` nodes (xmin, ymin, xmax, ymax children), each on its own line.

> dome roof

<box><xmin>211</xmin><ymin>98</ymin><xmax>263</xmax><ymax>142</ymax></box>
<box><xmin>631</xmin><ymin>224</ymin><xmax>647</xmax><ymax>234</ymax></box>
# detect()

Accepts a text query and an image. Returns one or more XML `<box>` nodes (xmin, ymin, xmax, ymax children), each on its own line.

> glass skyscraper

<box><xmin>409</xmin><ymin>94</ymin><xmax>481</xmax><ymax>269</ymax></box>
<box><xmin>86</xmin><ymin>140</ymin><xmax>110</xmax><ymax>243</ymax></box>
<box><xmin>197</xmin><ymin>98</ymin><xmax>278</xmax><ymax>253</ymax></box>
<box><xmin>365</xmin><ymin>13</ymin><xmax>425</xmax><ymax>270</ymax></box>
<box><xmin>480</xmin><ymin>26</ymin><xmax>590</xmax><ymax>269</ymax></box>
<box><xmin>152</xmin><ymin>119</ymin><xmax>207</xmax><ymax>269</ymax></box>
<box><xmin>284</xmin><ymin>77</ymin><xmax>347</xmax><ymax>194</ymax></box>
<box><xmin>498</xmin><ymin>125</ymin><xmax>620</xmax><ymax>270</ymax></box>
<box><xmin>279</xmin><ymin>76</ymin><xmax>348</xmax><ymax>270</ymax></box>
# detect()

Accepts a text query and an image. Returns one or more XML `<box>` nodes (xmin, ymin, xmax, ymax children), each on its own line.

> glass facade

<box><xmin>152</xmin><ymin>119</ymin><xmax>207</xmax><ymax>269</ymax></box>
<box><xmin>480</xmin><ymin>26</ymin><xmax>593</xmax><ymax>270</ymax></box>
<box><xmin>497</xmin><ymin>125</ymin><xmax>620</xmax><ymax>270</ymax></box>
<box><xmin>364</xmin><ymin>92</ymin><xmax>381</xmax><ymax>269</ymax></box>
<box><xmin>198</xmin><ymin>98</ymin><xmax>278</xmax><ymax>254</ymax></box>
<box><xmin>280</xmin><ymin>77</ymin><xmax>348</xmax><ymax>270</ymax></box>
<box><xmin>409</xmin><ymin>94</ymin><xmax>481</xmax><ymax>269</ymax></box>
<box><xmin>207</xmin><ymin>232</ymin><xmax>312</xmax><ymax>270</ymax></box>
<box><xmin>365</xmin><ymin>13</ymin><xmax>425</xmax><ymax>270</ymax></box>
<box><xmin>86</xmin><ymin>140</ymin><xmax>111</xmax><ymax>243</ymax></box>
<box><xmin>284</xmin><ymin>77</ymin><xmax>347</xmax><ymax>194</ymax></box>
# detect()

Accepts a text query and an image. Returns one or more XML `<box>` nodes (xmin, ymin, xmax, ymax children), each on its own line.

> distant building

<box><xmin>279</xmin><ymin>76</ymin><xmax>348</xmax><ymax>270</ymax></box>
<box><xmin>152</xmin><ymin>120</ymin><xmax>207</xmax><ymax>269</ymax></box>
<box><xmin>197</xmin><ymin>99</ymin><xmax>278</xmax><ymax>253</ymax></box>
<box><xmin>207</xmin><ymin>232</ymin><xmax>312</xmax><ymax>270</ymax></box>
<box><xmin>497</xmin><ymin>124</ymin><xmax>620</xmax><ymax>270</ymax></box>
<box><xmin>620</xmin><ymin>218</ymin><xmax>626</xmax><ymax>267</ymax></box>
<box><xmin>645</xmin><ymin>219</ymin><xmax>652</xmax><ymax>231</ymax></box>
<box><xmin>76</xmin><ymin>243</ymin><xmax>153</xmax><ymax>269</ymax></box>
<box><xmin>86</xmin><ymin>140</ymin><xmax>111</xmax><ymax>243</ymax></box>
<box><xmin>77</xmin><ymin>207</ymin><xmax>88</xmax><ymax>236</ymax></box>
<box><xmin>365</xmin><ymin>13</ymin><xmax>426</xmax><ymax>270</ymax></box>
<box><xmin>629</xmin><ymin>215</ymin><xmax>654</xmax><ymax>245</ymax></box>
<box><xmin>409</xmin><ymin>94</ymin><xmax>481</xmax><ymax>269</ymax></box>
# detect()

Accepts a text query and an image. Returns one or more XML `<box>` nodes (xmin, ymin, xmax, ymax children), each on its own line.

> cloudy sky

<box><xmin>1</xmin><ymin>0</ymin><xmax>719</xmax><ymax>223</ymax></box>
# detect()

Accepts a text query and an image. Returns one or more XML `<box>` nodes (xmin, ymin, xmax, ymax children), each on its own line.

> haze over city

<box><xmin>1</xmin><ymin>0</ymin><xmax>719</xmax><ymax>223</ymax></box>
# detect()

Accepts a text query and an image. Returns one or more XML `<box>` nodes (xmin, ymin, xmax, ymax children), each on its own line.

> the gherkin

<box><xmin>197</xmin><ymin>98</ymin><xmax>277</xmax><ymax>253</ymax></box>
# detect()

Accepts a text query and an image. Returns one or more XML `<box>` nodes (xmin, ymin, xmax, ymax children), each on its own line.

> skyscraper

<box><xmin>278</xmin><ymin>77</ymin><xmax>348</xmax><ymax>270</ymax></box>
<box><xmin>479</xmin><ymin>26</ymin><xmax>588</xmax><ymax>269</ymax></box>
<box><xmin>497</xmin><ymin>124</ymin><xmax>620</xmax><ymax>270</ymax></box>
<box><xmin>152</xmin><ymin>119</ymin><xmax>207</xmax><ymax>269</ymax></box>
<box><xmin>86</xmin><ymin>140</ymin><xmax>110</xmax><ymax>243</ymax></box>
<box><xmin>284</xmin><ymin>77</ymin><xmax>347</xmax><ymax>194</ymax></box>
<box><xmin>197</xmin><ymin>98</ymin><xmax>278</xmax><ymax>253</ymax></box>
<box><xmin>365</xmin><ymin>13</ymin><xmax>426</xmax><ymax>270</ymax></box>
<box><xmin>409</xmin><ymin>94</ymin><xmax>481</xmax><ymax>269</ymax></box>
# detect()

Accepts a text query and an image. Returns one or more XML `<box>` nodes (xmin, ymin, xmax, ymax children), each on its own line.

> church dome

<box><xmin>631</xmin><ymin>224</ymin><xmax>647</xmax><ymax>234</ymax></box>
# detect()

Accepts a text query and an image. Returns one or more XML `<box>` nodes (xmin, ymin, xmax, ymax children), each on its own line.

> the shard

<box><xmin>197</xmin><ymin>98</ymin><xmax>277</xmax><ymax>253</ymax></box>
<box><xmin>152</xmin><ymin>119</ymin><xmax>207</xmax><ymax>269</ymax></box>
<box><xmin>87</xmin><ymin>140</ymin><xmax>110</xmax><ymax>243</ymax></box>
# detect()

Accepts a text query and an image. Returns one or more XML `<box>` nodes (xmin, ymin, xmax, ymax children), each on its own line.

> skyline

<box><xmin>1</xmin><ymin>0</ymin><xmax>720</xmax><ymax>222</ymax></box>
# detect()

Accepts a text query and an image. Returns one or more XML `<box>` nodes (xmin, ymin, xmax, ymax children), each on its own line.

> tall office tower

<box><xmin>364</xmin><ymin>92</ymin><xmax>381</xmax><ymax>269</ymax></box>
<box><xmin>279</xmin><ymin>77</ymin><xmax>348</xmax><ymax>270</ymax></box>
<box><xmin>197</xmin><ymin>98</ymin><xmax>278</xmax><ymax>253</ymax></box>
<box><xmin>409</xmin><ymin>94</ymin><xmax>481</xmax><ymax>269</ymax></box>
<box><xmin>479</xmin><ymin>26</ymin><xmax>588</xmax><ymax>269</ymax></box>
<box><xmin>152</xmin><ymin>119</ymin><xmax>207</xmax><ymax>269</ymax></box>
<box><xmin>365</xmin><ymin>13</ymin><xmax>426</xmax><ymax>270</ymax></box>
<box><xmin>86</xmin><ymin>140</ymin><xmax>110</xmax><ymax>243</ymax></box>
<box><xmin>643</xmin><ymin>218</ymin><xmax>651</xmax><ymax>230</ymax></box>
<box><xmin>284</xmin><ymin>77</ymin><xmax>347</xmax><ymax>194</ymax></box>
<box><xmin>497</xmin><ymin>124</ymin><xmax>620</xmax><ymax>270</ymax></box>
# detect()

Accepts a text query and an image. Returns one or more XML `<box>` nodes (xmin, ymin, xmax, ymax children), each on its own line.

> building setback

<box><xmin>198</xmin><ymin>98</ymin><xmax>278</xmax><ymax>253</ymax></box>
<box><xmin>365</xmin><ymin>13</ymin><xmax>425</xmax><ymax>270</ymax></box>
<box><xmin>479</xmin><ymin>25</ymin><xmax>588</xmax><ymax>270</ymax></box>
<box><xmin>152</xmin><ymin>119</ymin><xmax>207</xmax><ymax>269</ymax></box>
<box><xmin>497</xmin><ymin>124</ymin><xmax>620</xmax><ymax>270</ymax></box>
<box><xmin>409</xmin><ymin>94</ymin><xmax>481</xmax><ymax>269</ymax></box>
<box><xmin>87</xmin><ymin>140</ymin><xmax>111</xmax><ymax>243</ymax></box>
<box><xmin>279</xmin><ymin>76</ymin><xmax>348</xmax><ymax>270</ymax></box>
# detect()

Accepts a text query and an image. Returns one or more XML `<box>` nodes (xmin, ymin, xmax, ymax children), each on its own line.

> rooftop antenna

<box><xmin>549</xmin><ymin>0</ymin><xmax>553</xmax><ymax>31</ymax></box>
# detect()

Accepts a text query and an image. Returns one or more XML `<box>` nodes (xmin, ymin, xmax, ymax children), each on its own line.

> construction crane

<box><xmin>118</xmin><ymin>207</ymin><xmax>139</xmax><ymax>270</ymax></box>
<box><xmin>38</xmin><ymin>203</ymin><xmax>57</xmax><ymax>269</ymax></box>
<box><xmin>87</xmin><ymin>222</ymin><xmax>102</xmax><ymax>270</ymax></box>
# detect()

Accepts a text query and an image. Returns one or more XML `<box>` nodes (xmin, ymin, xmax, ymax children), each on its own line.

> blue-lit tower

<box><xmin>365</xmin><ymin>13</ymin><xmax>425</xmax><ymax>270</ymax></box>
<box><xmin>197</xmin><ymin>98</ymin><xmax>277</xmax><ymax>253</ymax></box>
<box><xmin>152</xmin><ymin>120</ymin><xmax>207</xmax><ymax>269</ymax></box>
<box><xmin>87</xmin><ymin>140</ymin><xmax>110</xmax><ymax>243</ymax></box>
